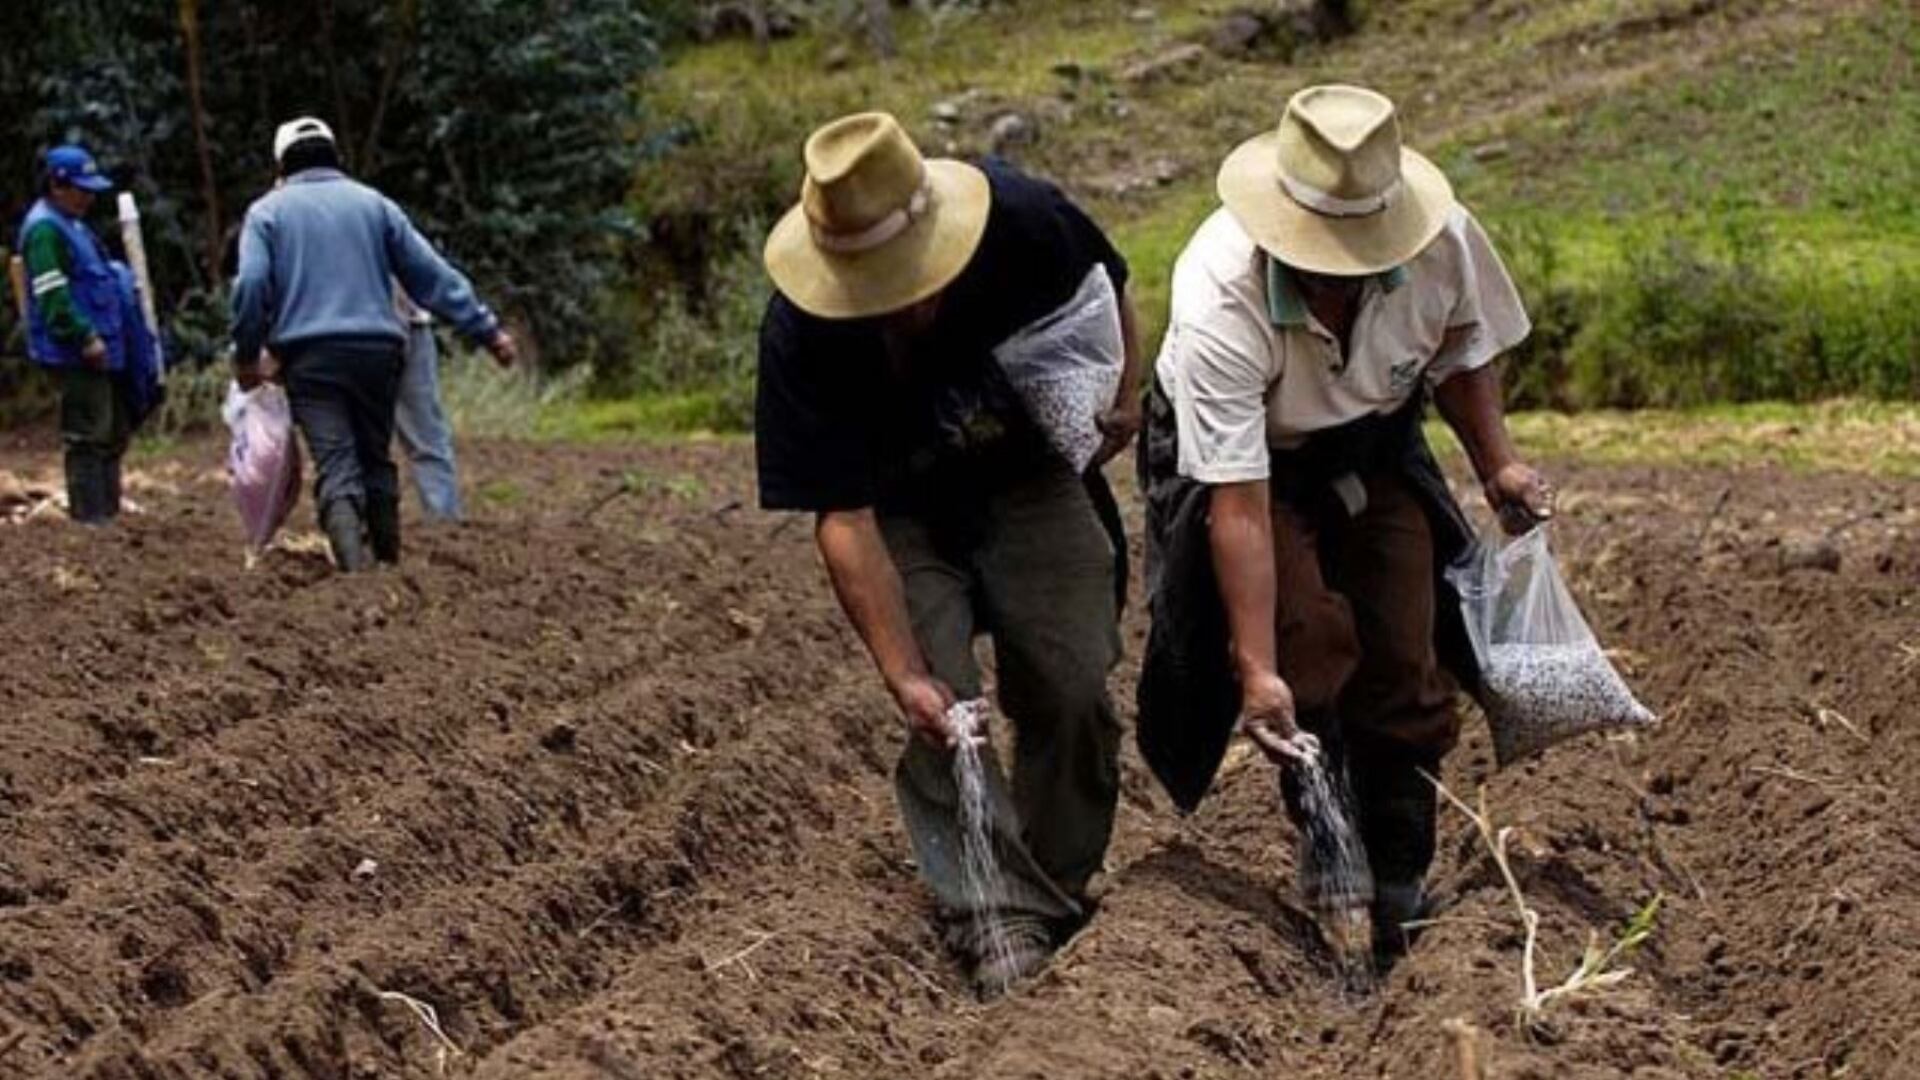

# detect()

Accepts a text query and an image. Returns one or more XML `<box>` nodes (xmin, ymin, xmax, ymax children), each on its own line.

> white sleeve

<box><xmin>1426</xmin><ymin>209</ymin><xmax>1532</xmax><ymax>386</ymax></box>
<box><xmin>1162</xmin><ymin>308</ymin><xmax>1276</xmax><ymax>484</ymax></box>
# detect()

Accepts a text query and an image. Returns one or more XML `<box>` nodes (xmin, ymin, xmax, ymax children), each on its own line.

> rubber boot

<box><xmin>321</xmin><ymin>499</ymin><xmax>373</xmax><ymax>572</ymax></box>
<box><xmin>66</xmin><ymin>455</ymin><xmax>108</xmax><ymax>525</ymax></box>
<box><xmin>103</xmin><ymin>457</ymin><xmax>123</xmax><ymax>520</ymax></box>
<box><xmin>1353</xmin><ymin>752</ymin><xmax>1442</xmax><ymax>966</ymax></box>
<box><xmin>366</xmin><ymin>493</ymin><xmax>401</xmax><ymax>565</ymax></box>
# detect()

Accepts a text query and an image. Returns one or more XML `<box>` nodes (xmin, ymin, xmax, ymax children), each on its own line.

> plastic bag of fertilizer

<box><xmin>223</xmin><ymin>381</ymin><xmax>302</xmax><ymax>552</ymax></box>
<box><xmin>992</xmin><ymin>264</ymin><xmax>1125</xmax><ymax>473</ymax></box>
<box><xmin>1449</xmin><ymin>526</ymin><xmax>1655</xmax><ymax>767</ymax></box>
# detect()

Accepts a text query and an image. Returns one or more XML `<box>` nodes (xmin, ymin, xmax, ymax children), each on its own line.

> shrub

<box><xmin>601</xmin><ymin>224</ymin><xmax>770</xmax><ymax>432</ymax></box>
<box><xmin>1496</xmin><ymin>217</ymin><xmax>1920</xmax><ymax>410</ymax></box>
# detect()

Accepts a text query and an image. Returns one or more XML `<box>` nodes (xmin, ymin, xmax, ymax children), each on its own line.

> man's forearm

<box><xmin>815</xmin><ymin>509</ymin><xmax>927</xmax><ymax>691</ymax></box>
<box><xmin>1114</xmin><ymin>289</ymin><xmax>1146</xmax><ymax>408</ymax></box>
<box><xmin>1208</xmin><ymin>481</ymin><xmax>1280</xmax><ymax>682</ymax></box>
<box><xmin>1433</xmin><ymin>364</ymin><xmax>1520</xmax><ymax>483</ymax></box>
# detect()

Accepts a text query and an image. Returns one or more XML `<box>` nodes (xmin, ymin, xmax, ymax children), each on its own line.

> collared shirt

<box><xmin>1154</xmin><ymin>204</ymin><xmax>1529</xmax><ymax>484</ymax></box>
<box><xmin>756</xmin><ymin>159</ymin><xmax>1129</xmax><ymax>514</ymax></box>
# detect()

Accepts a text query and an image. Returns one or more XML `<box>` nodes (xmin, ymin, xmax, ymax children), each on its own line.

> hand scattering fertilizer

<box><xmin>992</xmin><ymin>265</ymin><xmax>1126</xmax><ymax>472</ymax></box>
<box><xmin>945</xmin><ymin>700</ymin><xmax>1018</xmax><ymax>982</ymax></box>
<box><xmin>1451</xmin><ymin>526</ymin><xmax>1656</xmax><ymax>767</ymax></box>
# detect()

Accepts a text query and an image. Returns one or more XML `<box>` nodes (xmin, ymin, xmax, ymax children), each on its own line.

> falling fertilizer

<box><xmin>947</xmin><ymin>699</ymin><xmax>1017</xmax><ymax>982</ymax></box>
<box><xmin>1281</xmin><ymin>735</ymin><xmax>1376</xmax><ymax>971</ymax></box>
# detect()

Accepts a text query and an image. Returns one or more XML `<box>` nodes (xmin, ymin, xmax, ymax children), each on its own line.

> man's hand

<box><xmin>1486</xmin><ymin>461</ymin><xmax>1555</xmax><ymax>535</ymax></box>
<box><xmin>235</xmin><ymin>359</ymin><xmax>264</xmax><ymax>391</ymax></box>
<box><xmin>486</xmin><ymin>329</ymin><xmax>519</xmax><ymax>369</ymax></box>
<box><xmin>888</xmin><ymin>670</ymin><xmax>960</xmax><ymax>748</ymax></box>
<box><xmin>1239</xmin><ymin>669</ymin><xmax>1317</xmax><ymax>763</ymax></box>
<box><xmin>1090</xmin><ymin>401</ymin><xmax>1144</xmax><ymax>468</ymax></box>
<box><xmin>80</xmin><ymin>336</ymin><xmax>108</xmax><ymax>371</ymax></box>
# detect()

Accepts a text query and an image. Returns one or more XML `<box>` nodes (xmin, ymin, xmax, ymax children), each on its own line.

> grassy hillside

<box><xmin>613</xmin><ymin>0</ymin><xmax>1915</xmax><ymax>428</ymax></box>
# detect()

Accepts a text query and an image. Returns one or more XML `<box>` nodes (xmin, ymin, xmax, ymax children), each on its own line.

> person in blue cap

<box><xmin>16</xmin><ymin>145</ymin><xmax>133</xmax><ymax>523</ymax></box>
<box><xmin>231</xmin><ymin>117</ymin><xmax>516</xmax><ymax>570</ymax></box>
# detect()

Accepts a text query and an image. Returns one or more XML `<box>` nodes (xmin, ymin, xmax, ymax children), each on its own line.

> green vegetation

<box><xmin>620</xmin><ymin>0</ymin><xmax>1918</xmax><ymax>424</ymax></box>
<box><xmin>2</xmin><ymin>0</ymin><xmax>654</xmax><ymax>373</ymax></box>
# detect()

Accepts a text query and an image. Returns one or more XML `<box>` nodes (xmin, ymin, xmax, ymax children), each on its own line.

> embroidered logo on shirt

<box><xmin>1388</xmin><ymin>357</ymin><xmax>1423</xmax><ymax>395</ymax></box>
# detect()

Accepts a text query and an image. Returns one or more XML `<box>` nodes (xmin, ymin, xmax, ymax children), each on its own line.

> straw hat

<box><xmin>1217</xmin><ymin>85</ymin><xmax>1454</xmax><ymax>276</ymax></box>
<box><xmin>764</xmin><ymin>112</ymin><xmax>991</xmax><ymax>319</ymax></box>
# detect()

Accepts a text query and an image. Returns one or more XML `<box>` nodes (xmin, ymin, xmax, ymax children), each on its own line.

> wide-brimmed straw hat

<box><xmin>1217</xmin><ymin>84</ymin><xmax>1455</xmax><ymax>276</ymax></box>
<box><xmin>764</xmin><ymin>112</ymin><xmax>991</xmax><ymax>320</ymax></box>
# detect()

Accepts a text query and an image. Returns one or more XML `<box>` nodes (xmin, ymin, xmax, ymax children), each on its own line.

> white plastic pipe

<box><xmin>116</xmin><ymin>191</ymin><xmax>166</xmax><ymax>382</ymax></box>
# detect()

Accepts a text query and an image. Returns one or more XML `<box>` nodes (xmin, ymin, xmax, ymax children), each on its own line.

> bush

<box><xmin>1497</xmin><ymin>218</ymin><xmax>1920</xmax><ymax>410</ymax></box>
<box><xmin>601</xmin><ymin>225</ymin><xmax>770</xmax><ymax>432</ymax></box>
<box><xmin>438</xmin><ymin>345</ymin><xmax>589</xmax><ymax>440</ymax></box>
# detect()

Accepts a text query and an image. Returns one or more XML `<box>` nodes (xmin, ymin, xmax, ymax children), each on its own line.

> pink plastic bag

<box><xmin>223</xmin><ymin>382</ymin><xmax>302</xmax><ymax>551</ymax></box>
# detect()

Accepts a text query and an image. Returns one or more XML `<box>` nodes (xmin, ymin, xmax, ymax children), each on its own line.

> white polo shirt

<box><xmin>1154</xmin><ymin>204</ymin><xmax>1530</xmax><ymax>484</ymax></box>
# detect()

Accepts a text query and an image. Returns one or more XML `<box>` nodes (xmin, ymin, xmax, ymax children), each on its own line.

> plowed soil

<box><xmin>2</xmin><ymin>438</ymin><xmax>1916</xmax><ymax>1079</ymax></box>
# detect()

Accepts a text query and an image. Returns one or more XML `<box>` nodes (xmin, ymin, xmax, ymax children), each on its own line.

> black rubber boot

<box><xmin>1352</xmin><ymin>752</ymin><xmax>1443</xmax><ymax>965</ymax></box>
<box><xmin>66</xmin><ymin>456</ymin><xmax>109</xmax><ymax>525</ymax></box>
<box><xmin>103</xmin><ymin>457</ymin><xmax>124</xmax><ymax>519</ymax></box>
<box><xmin>321</xmin><ymin>498</ymin><xmax>373</xmax><ymax>572</ymax></box>
<box><xmin>366</xmin><ymin>493</ymin><xmax>401</xmax><ymax>565</ymax></box>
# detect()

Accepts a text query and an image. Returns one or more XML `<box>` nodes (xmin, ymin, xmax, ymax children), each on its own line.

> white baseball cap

<box><xmin>273</xmin><ymin>117</ymin><xmax>337</xmax><ymax>163</ymax></box>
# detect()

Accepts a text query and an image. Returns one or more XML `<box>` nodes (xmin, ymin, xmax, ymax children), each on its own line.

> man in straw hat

<box><xmin>757</xmin><ymin>112</ymin><xmax>1143</xmax><ymax>997</ymax></box>
<box><xmin>1135</xmin><ymin>85</ymin><xmax>1552</xmax><ymax>969</ymax></box>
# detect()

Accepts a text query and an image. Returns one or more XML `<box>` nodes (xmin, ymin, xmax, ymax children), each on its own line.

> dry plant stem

<box><xmin>375</xmin><ymin>989</ymin><xmax>463</xmax><ymax>1070</ymax></box>
<box><xmin>1426</xmin><ymin>771</ymin><xmax>1654</xmax><ymax>1021</ymax></box>
<box><xmin>1425</xmin><ymin>770</ymin><xmax>1543</xmax><ymax>1012</ymax></box>
<box><xmin>705</xmin><ymin>930</ymin><xmax>778</xmax><ymax>975</ymax></box>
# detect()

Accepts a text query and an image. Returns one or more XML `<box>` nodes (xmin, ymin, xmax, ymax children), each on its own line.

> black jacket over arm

<box><xmin>1134</xmin><ymin>381</ymin><xmax>1486</xmax><ymax>813</ymax></box>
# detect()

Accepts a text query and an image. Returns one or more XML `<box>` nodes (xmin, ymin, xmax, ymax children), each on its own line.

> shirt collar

<box><xmin>286</xmin><ymin>168</ymin><xmax>347</xmax><ymax>185</ymax></box>
<box><xmin>1266</xmin><ymin>257</ymin><xmax>1409</xmax><ymax>327</ymax></box>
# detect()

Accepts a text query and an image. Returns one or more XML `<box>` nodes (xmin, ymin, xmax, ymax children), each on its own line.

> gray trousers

<box><xmin>881</xmin><ymin>466</ymin><xmax>1123</xmax><ymax>929</ymax></box>
<box><xmin>282</xmin><ymin>338</ymin><xmax>405</xmax><ymax>514</ymax></box>
<box><xmin>395</xmin><ymin>323</ymin><xmax>462</xmax><ymax>521</ymax></box>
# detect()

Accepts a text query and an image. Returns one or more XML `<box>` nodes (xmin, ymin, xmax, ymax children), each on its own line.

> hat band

<box><xmin>811</xmin><ymin>180</ymin><xmax>933</xmax><ymax>255</ymax></box>
<box><xmin>1278</xmin><ymin>172</ymin><xmax>1402</xmax><ymax>218</ymax></box>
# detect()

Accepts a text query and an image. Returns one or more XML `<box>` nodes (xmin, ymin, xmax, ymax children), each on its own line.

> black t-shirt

<box><xmin>756</xmin><ymin>160</ymin><xmax>1129</xmax><ymax>515</ymax></box>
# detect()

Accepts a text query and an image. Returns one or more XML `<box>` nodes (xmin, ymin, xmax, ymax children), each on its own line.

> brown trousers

<box><xmin>1271</xmin><ymin>468</ymin><xmax>1459</xmax><ymax>912</ymax></box>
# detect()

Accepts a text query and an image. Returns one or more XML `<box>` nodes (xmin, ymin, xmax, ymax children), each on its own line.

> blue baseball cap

<box><xmin>44</xmin><ymin>145</ymin><xmax>114</xmax><ymax>193</ymax></box>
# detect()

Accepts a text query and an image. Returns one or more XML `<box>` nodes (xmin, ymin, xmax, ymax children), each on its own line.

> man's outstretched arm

<box><xmin>815</xmin><ymin>508</ymin><xmax>957</xmax><ymax>747</ymax></box>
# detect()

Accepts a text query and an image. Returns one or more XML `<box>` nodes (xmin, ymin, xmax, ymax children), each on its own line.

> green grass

<box><xmin>1446</xmin><ymin>9</ymin><xmax>1919</xmax><ymax>224</ymax></box>
<box><xmin>476</xmin><ymin>479</ymin><xmax>526</xmax><ymax>506</ymax></box>
<box><xmin>606</xmin><ymin>0</ymin><xmax>1919</xmax><ymax>433</ymax></box>
<box><xmin>533</xmin><ymin>391</ymin><xmax>752</xmax><ymax>441</ymax></box>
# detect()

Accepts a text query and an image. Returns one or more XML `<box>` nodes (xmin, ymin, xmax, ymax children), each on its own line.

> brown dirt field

<box><xmin>1</xmin><ymin>439</ymin><xmax>1916</xmax><ymax>1079</ymax></box>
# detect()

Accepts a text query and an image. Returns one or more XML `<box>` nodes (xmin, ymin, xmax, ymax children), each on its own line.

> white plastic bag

<box><xmin>992</xmin><ymin>264</ymin><xmax>1125</xmax><ymax>472</ymax></box>
<box><xmin>223</xmin><ymin>382</ymin><xmax>302</xmax><ymax>552</ymax></box>
<box><xmin>1449</xmin><ymin>526</ymin><xmax>1655</xmax><ymax>767</ymax></box>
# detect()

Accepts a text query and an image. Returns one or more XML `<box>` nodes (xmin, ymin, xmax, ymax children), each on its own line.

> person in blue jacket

<box><xmin>17</xmin><ymin>146</ymin><xmax>134</xmax><ymax>524</ymax></box>
<box><xmin>231</xmin><ymin>117</ymin><xmax>516</xmax><ymax>570</ymax></box>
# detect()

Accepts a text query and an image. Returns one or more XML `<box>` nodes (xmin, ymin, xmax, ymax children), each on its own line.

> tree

<box><xmin>1</xmin><ymin>0</ymin><xmax>657</xmax><ymax>368</ymax></box>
